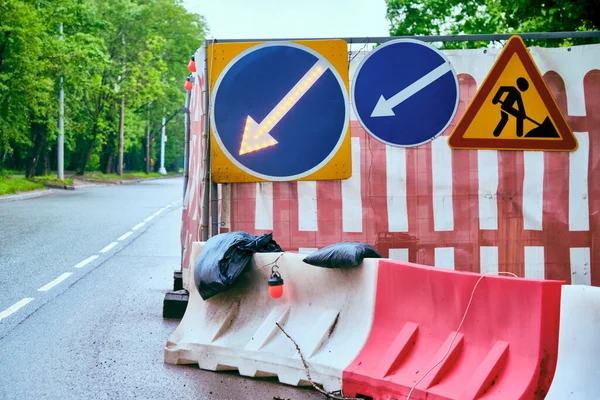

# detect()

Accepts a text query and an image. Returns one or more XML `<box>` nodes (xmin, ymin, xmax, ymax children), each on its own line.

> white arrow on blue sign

<box><xmin>210</xmin><ymin>42</ymin><xmax>349</xmax><ymax>181</ymax></box>
<box><xmin>352</xmin><ymin>39</ymin><xmax>459</xmax><ymax>147</ymax></box>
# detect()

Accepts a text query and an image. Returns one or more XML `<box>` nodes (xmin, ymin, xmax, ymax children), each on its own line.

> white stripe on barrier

<box><xmin>255</xmin><ymin>182</ymin><xmax>273</xmax><ymax>230</ymax></box>
<box><xmin>444</xmin><ymin>48</ymin><xmax>499</xmax><ymax>88</ymax></box>
<box><xmin>570</xmin><ymin>247</ymin><xmax>591</xmax><ymax>286</ymax></box>
<box><xmin>298</xmin><ymin>248</ymin><xmax>318</xmax><ymax>254</ymax></box>
<box><xmin>529</xmin><ymin>46</ymin><xmax>591</xmax><ymax>117</ymax></box>
<box><xmin>523</xmin><ymin>151</ymin><xmax>544</xmax><ymax>231</ymax></box>
<box><xmin>386</xmin><ymin>146</ymin><xmax>408</xmax><ymax>232</ymax></box>
<box><xmin>477</xmin><ymin>150</ymin><xmax>499</xmax><ymax>230</ymax></box>
<box><xmin>569</xmin><ymin>132</ymin><xmax>590</xmax><ymax>231</ymax></box>
<box><xmin>435</xmin><ymin>247</ymin><xmax>455</xmax><ymax>270</ymax></box>
<box><xmin>298</xmin><ymin>181</ymin><xmax>318</xmax><ymax>232</ymax></box>
<box><xmin>432</xmin><ymin>136</ymin><xmax>454</xmax><ymax>231</ymax></box>
<box><xmin>342</xmin><ymin>137</ymin><xmax>362</xmax><ymax>233</ymax></box>
<box><xmin>524</xmin><ymin>246</ymin><xmax>545</xmax><ymax>279</ymax></box>
<box><xmin>388</xmin><ymin>248</ymin><xmax>409</xmax><ymax>262</ymax></box>
<box><xmin>480</xmin><ymin>246</ymin><xmax>499</xmax><ymax>275</ymax></box>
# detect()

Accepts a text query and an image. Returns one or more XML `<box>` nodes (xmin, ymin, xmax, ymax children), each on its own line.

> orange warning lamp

<box><xmin>188</xmin><ymin>56</ymin><xmax>196</xmax><ymax>73</ymax></box>
<box><xmin>268</xmin><ymin>265</ymin><xmax>284</xmax><ymax>299</ymax></box>
<box><xmin>184</xmin><ymin>77</ymin><xmax>193</xmax><ymax>91</ymax></box>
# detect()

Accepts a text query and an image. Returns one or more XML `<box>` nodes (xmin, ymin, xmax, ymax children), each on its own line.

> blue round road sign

<box><xmin>352</xmin><ymin>39</ymin><xmax>459</xmax><ymax>147</ymax></box>
<box><xmin>211</xmin><ymin>42</ymin><xmax>349</xmax><ymax>181</ymax></box>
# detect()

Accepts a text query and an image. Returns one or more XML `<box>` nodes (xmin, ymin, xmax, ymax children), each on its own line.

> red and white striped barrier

<box><xmin>167</xmin><ymin>246</ymin><xmax>566</xmax><ymax>398</ymax></box>
<box><xmin>165</xmin><ymin>242</ymin><xmax>378</xmax><ymax>392</ymax></box>
<box><xmin>342</xmin><ymin>259</ymin><xmax>563</xmax><ymax>400</ymax></box>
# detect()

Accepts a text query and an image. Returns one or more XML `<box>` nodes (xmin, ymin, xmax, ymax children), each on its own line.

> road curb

<box><xmin>77</xmin><ymin>175</ymin><xmax>182</xmax><ymax>186</ymax></box>
<box><xmin>42</xmin><ymin>183</ymin><xmax>75</xmax><ymax>190</ymax></box>
<box><xmin>0</xmin><ymin>189</ymin><xmax>53</xmax><ymax>203</ymax></box>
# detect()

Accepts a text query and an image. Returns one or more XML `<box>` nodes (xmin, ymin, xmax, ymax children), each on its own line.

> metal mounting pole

<box><xmin>159</xmin><ymin>109</ymin><xmax>167</xmax><ymax>175</ymax></box>
<box><xmin>210</xmin><ymin>180</ymin><xmax>218</xmax><ymax>237</ymax></box>
<box><xmin>200</xmin><ymin>42</ymin><xmax>211</xmax><ymax>242</ymax></box>
<box><xmin>57</xmin><ymin>23</ymin><xmax>64</xmax><ymax>180</ymax></box>
<box><xmin>182</xmin><ymin>91</ymin><xmax>191</xmax><ymax>198</ymax></box>
<box><xmin>118</xmin><ymin>33</ymin><xmax>125</xmax><ymax>176</ymax></box>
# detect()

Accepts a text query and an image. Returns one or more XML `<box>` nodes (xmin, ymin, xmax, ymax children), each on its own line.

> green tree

<box><xmin>0</xmin><ymin>0</ymin><xmax>206</xmax><ymax>176</ymax></box>
<box><xmin>386</xmin><ymin>0</ymin><xmax>599</xmax><ymax>48</ymax></box>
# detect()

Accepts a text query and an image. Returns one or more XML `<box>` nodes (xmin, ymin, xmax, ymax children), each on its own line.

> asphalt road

<box><xmin>0</xmin><ymin>178</ymin><xmax>321</xmax><ymax>400</ymax></box>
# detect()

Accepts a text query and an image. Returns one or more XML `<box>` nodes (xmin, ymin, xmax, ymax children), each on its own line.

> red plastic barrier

<box><xmin>343</xmin><ymin>260</ymin><xmax>563</xmax><ymax>400</ymax></box>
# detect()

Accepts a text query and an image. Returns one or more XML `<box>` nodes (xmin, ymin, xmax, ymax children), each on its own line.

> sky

<box><xmin>182</xmin><ymin>0</ymin><xmax>390</xmax><ymax>40</ymax></box>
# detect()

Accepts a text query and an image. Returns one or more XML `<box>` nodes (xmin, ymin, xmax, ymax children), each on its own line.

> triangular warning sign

<box><xmin>449</xmin><ymin>36</ymin><xmax>577</xmax><ymax>151</ymax></box>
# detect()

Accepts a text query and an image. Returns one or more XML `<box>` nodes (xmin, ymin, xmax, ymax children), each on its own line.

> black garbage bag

<box><xmin>302</xmin><ymin>241</ymin><xmax>381</xmax><ymax>269</ymax></box>
<box><xmin>194</xmin><ymin>231</ymin><xmax>282</xmax><ymax>300</ymax></box>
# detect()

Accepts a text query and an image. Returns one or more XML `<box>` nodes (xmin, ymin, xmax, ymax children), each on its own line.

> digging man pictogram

<box><xmin>491</xmin><ymin>77</ymin><xmax>559</xmax><ymax>138</ymax></box>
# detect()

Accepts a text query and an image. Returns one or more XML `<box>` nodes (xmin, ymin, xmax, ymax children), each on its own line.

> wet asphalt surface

<box><xmin>0</xmin><ymin>178</ymin><xmax>321</xmax><ymax>400</ymax></box>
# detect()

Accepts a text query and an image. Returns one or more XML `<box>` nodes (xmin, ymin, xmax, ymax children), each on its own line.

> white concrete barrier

<box><xmin>165</xmin><ymin>242</ymin><xmax>378</xmax><ymax>392</ymax></box>
<box><xmin>545</xmin><ymin>285</ymin><xmax>600</xmax><ymax>399</ymax></box>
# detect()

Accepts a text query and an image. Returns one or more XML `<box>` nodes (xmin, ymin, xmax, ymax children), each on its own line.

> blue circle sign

<box><xmin>211</xmin><ymin>42</ymin><xmax>349</xmax><ymax>181</ymax></box>
<box><xmin>352</xmin><ymin>39</ymin><xmax>459</xmax><ymax>147</ymax></box>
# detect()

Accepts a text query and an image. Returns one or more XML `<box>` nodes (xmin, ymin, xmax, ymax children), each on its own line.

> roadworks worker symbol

<box><xmin>449</xmin><ymin>35</ymin><xmax>577</xmax><ymax>151</ymax></box>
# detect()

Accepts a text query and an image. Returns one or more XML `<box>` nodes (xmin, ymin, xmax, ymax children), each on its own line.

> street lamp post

<box><xmin>159</xmin><ymin>112</ymin><xmax>167</xmax><ymax>175</ymax></box>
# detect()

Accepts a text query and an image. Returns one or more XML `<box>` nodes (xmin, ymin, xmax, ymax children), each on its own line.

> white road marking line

<box><xmin>38</xmin><ymin>273</ymin><xmax>72</xmax><ymax>292</ymax></box>
<box><xmin>132</xmin><ymin>222</ymin><xmax>145</xmax><ymax>231</ymax></box>
<box><xmin>144</xmin><ymin>215</ymin><xmax>155</xmax><ymax>222</ymax></box>
<box><xmin>99</xmin><ymin>242</ymin><xmax>118</xmax><ymax>253</ymax></box>
<box><xmin>0</xmin><ymin>298</ymin><xmax>35</xmax><ymax>321</ymax></box>
<box><xmin>74</xmin><ymin>255</ymin><xmax>99</xmax><ymax>269</ymax></box>
<box><xmin>118</xmin><ymin>231</ymin><xmax>133</xmax><ymax>241</ymax></box>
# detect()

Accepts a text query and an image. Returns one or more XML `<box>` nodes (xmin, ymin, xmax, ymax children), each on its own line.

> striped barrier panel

<box><xmin>343</xmin><ymin>259</ymin><xmax>563</xmax><ymax>400</ymax></box>
<box><xmin>165</xmin><ymin>242</ymin><xmax>378</xmax><ymax>392</ymax></box>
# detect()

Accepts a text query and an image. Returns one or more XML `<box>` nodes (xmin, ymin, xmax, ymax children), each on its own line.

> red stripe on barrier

<box><xmin>230</xmin><ymin>183</ymin><xmax>256</xmax><ymax>235</ymax></box>
<box><xmin>316</xmin><ymin>179</ymin><xmax>343</xmax><ymax>246</ymax></box>
<box><xmin>451</xmin><ymin>75</ymin><xmax>479</xmax><ymax>272</ymax></box>
<box><xmin>361</xmin><ymin>124</ymin><xmax>389</xmax><ymax>247</ymax></box>
<box><xmin>272</xmin><ymin>182</ymin><xmax>293</xmax><ymax>250</ymax></box>
<box><xmin>342</xmin><ymin>259</ymin><xmax>563</xmax><ymax>400</ymax></box>
<box><xmin>543</xmin><ymin>72</ymin><xmax>572</xmax><ymax>283</ymax></box>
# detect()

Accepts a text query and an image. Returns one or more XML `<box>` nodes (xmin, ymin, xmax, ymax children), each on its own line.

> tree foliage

<box><xmin>0</xmin><ymin>0</ymin><xmax>206</xmax><ymax>175</ymax></box>
<box><xmin>386</xmin><ymin>0</ymin><xmax>599</xmax><ymax>48</ymax></box>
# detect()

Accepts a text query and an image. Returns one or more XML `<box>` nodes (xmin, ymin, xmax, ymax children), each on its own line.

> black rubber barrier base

<box><xmin>173</xmin><ymin>270</ymin><xmax>183</xmax><ymax>291</ymax></box>
<box><xmin>163</xmin><ymin>289</ymin><xmax>188</xmax><ymax>319</ymax></box>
